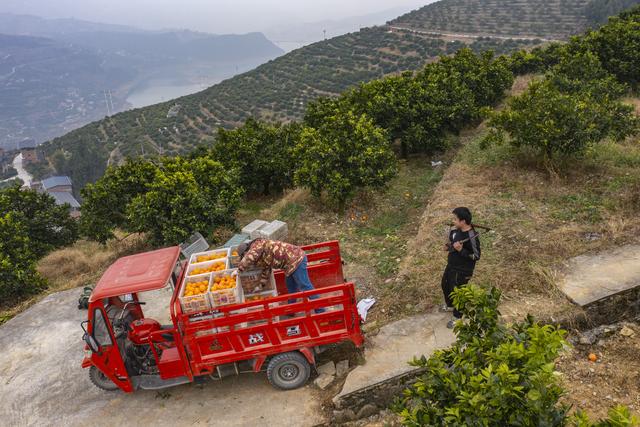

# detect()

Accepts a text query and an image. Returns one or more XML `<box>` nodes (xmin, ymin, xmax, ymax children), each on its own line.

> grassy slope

<box><xmin>397</xmin><ymin>87</ymin><xmax>640</xmax><ymax>323</ymax></box>
<box><xmin>393</xmin><ymin>85</ymin><xmax>640</xmax><ymax>418</ymax></box>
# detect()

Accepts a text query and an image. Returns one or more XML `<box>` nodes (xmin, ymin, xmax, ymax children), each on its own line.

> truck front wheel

<box><xmin>266</xmin><ymin>352</ymin><xmax>311</xmax><ymax>390</ymax></box>
<box><xmin>89</xmin><ymin>366</ymin><xmax>119</xmax><ymax>391</ymax></box>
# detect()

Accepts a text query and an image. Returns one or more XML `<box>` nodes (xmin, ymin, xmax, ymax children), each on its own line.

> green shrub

<box><xmin>575</xmin><ymin>6</ymin><xmax>640</xmax><ymax>89</ymax></box>
<box><xmin>126</xmin><ymin>157</ymin><xmax>243</xmax><ymax>246</ymax></box>
<box><xmin>395</xmin><ymin>285</ymin><xmax>639</xmax><ymax>427</ymax></box>
<box><xmin>483</xmin><ymin>78</ymin><xmax>638</xmax><ymax>159</ymax></box>
<box><xmin>0</xmin><ymin>212</ymin><xmax>47</xmax><ymax>303</ymax></box>
<box><xmin>80</xmin><ymin>159</ymin><xmax>158</xmax><ymax>243</ymax></box>
<box><xmin>0</xmin><ymin>184</ymin><xmax>78</xmax><ymax>258</ymax></box>
<box><xmin>294</xmin><ymin>110</ymin><xmax>397</xmax><ymax>206</ymax></box>
<box><xmin>81</xmin><ymin>156</ymin><xmax>243</xmax><ymax>246</ymax></box>
<box><xmin>213</xmin><ymin>119</ymin><xmax>302</xmax><ymax>195</ymax></box>
<box><xmin>396</xmin><ymin>285</ymin><xmax>568</xmax><ymax>426</ymax></box>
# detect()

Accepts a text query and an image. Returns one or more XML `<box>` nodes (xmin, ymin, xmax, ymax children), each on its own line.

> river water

<box><xmin>126</xmin><ymin>81</ymin><xmax>218</xmax><ymax>109</ymax></box>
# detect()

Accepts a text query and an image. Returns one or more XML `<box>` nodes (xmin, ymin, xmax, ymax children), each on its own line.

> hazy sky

<box><xmin>0</xmin><ymin>0</ymin><xmax>427</xmax><ymax>34</ymax></box>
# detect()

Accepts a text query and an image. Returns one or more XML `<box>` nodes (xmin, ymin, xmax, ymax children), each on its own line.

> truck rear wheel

<box><xmin>266</xmin><ymin>352</ymin><xmax>311</xmax><ymax>390</ymax></box>
<box><xmin>89</xmin><ymin>366</ymin><xmax>119</xmax><ymax>391</ymax></box>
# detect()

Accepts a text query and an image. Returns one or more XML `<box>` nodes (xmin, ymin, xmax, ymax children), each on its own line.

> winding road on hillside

<box><xmin>388</xmin><ymin>25</ymin><xmax>561</xmax><ymax>43</ymax></box>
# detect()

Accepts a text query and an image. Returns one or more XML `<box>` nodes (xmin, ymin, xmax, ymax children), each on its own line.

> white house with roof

<box><xmin>39</xmin><ymin>176</ymin><xmax>81</xmax><ymax>218</ymax></box>
<box><xmin>41</xmin><ymin>176</ymin><xmax>73</xmax><ymax>193</ymax></box>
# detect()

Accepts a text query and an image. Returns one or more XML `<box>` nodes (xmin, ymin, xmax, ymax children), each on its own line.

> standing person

<box><xmin>236</xmin><ymin>239</ymin><xmax>324</xmax><ymax>312</ymax></box>
<box><xmin>441</xmin><ymin>207</ymin><xmax>481</xmax><ymax>329</ymax></box>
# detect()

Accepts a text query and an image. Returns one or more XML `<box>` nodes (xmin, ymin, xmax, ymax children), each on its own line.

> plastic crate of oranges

<box><xmin>179</xmin><ymin>274</ymin><xmax>212</xmax><ymax>313</ymax></box>
<box><xmin>209</xmin><ymin>270</ymin><xmax>242</xmax><ymax>307</ymax></box>
<box><xmin>228</xmin><ymin>247</ymin><xmax>241</xmax><ymax>268</ymax></box>
<box><xmin>190</xmin><ymin>248</ymin><xmax>229</xmax><ymax>264</ymax></box>
<box><xmin>187</xmin><ymin>259</ymin><xmax>227</xmax><ymax>276</ymax></box>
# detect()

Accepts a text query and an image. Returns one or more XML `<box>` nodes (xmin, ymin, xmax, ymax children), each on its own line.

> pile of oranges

<box><xmin>196</xmin><ymin>252</ymin><xmax>227</xmax><ymax>263</ymax></box>
<box><xmin>211</xmin><ymin>274</ymin><xmax>236</xmax><ymax>292</ymax></box>
<box><xmin>184</xmin><ymin>280</ymin><xmax>208</xmax><ymax>297</ymax></box>
<box><xmin>189</xmin><ymin>261</ymin><xmax>226</xmax><ymax>276</ymax></box>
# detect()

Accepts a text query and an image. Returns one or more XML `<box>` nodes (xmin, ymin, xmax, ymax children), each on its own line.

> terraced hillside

<box><xmin>391</xmin><ymin>0</ymin><xmax>592</xmax><ymax>39</ymax></box>
<box><xmin>37</xmin><ymin>27</ymin><xmax>537</xmax><ymax>192</ymax></box>
<box><xmin>38</xmin><ymin>0</ymin><xmax>632</xmax><ymax>193</ymax></box>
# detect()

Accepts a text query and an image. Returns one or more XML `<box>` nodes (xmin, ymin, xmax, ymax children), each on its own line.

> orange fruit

<box><xmin>588</xmin><ymin>353</ymin><xmax>597</xmax><ymax>362</ymax></box>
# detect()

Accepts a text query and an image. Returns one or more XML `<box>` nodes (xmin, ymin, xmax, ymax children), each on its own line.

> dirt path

<box><xmin>0</xmin><ymin>288</ymin><xmax>324</xmax><ymax>427</ymax></box>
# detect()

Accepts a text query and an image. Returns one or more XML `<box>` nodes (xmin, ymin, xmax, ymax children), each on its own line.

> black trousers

<box><xmin>441</xmin><ymin>266</ymin><xmax>472</xmax><ymax>319</ymax></box>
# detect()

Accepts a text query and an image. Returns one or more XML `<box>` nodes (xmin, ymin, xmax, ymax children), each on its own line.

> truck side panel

<box><xmin>182</xmin><ymin>283</ymin><xmax>362</xmax><ymax>376</ymax></box>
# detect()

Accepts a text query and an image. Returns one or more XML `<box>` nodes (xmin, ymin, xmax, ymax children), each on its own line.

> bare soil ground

<box><xmin>557</xmin><ymin>323</ymin><xmax>640</xmax><ymax>419</ymax></box>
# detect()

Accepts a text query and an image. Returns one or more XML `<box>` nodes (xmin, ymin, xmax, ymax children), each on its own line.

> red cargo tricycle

<box><xmin>81</xmin><ymin>241</ymin><xmax>363</xmax><ymax>392</ymax></box>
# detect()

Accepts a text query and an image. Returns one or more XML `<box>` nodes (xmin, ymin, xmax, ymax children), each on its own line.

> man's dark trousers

<box><xmin>441</xmin><ymin>266</ymin><xmax>472</xmax><ymax>319</ymax></box>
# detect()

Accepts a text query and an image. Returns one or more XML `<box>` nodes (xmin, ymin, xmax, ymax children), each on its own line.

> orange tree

<box><xmin>212</xmin><ymin>119</ymin><xmax>302</xmax><ymax>195</ymax></box>
<box><xmin>294</xmin><ymin>109</ymin><xmax>396</xmax><ymax>207</ymax></box>
<box><xmin>81</xmin><ymin>156</ymin><xmax>243</xmax><ymax>246</ymax></box>
<box><xmin>483</xmin><ymin>51</ymin><xmax>638</xmax><ymax>159</ymax></box>
<box><xmin>80</xmin><ymin>159</ymin><xmax>158</xmax><ymax>243</ymax></box>
<box><xmin>0</xmin><ymin>183</ymin><xmax>78</xmax><ymax>258</ymax></box>
<box><xmin>126</xmin><ymin>156</ymin><xmax>243</xmax><ymax>246</ymax></box>
<box><xmin>0</xmin><ymin>212</ymin><xmax>47</xmax><ymax>303</ymax></box>
<box><xmin>395</xmin><ymin>285</ymin><xmax>639</xmax><ymax>426</ymax></box>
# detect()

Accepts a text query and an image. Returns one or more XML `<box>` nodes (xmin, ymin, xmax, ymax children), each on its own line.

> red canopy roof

<box><xmin>90</xmin><ymin>246</ymin><xmax>181</xmax><ymax>302</ymax></box>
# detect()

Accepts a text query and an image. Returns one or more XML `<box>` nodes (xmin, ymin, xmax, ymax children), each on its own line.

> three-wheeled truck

<box><xmin>81</xmin><ymin>240</ymin><xmax>363</xmax><ymax>392</ymax></box>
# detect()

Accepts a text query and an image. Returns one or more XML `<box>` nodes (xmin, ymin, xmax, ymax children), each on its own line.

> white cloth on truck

<box><xmin>357</xmin><ymin>298</ymin><xmax>376</xmax><ymax>322</ymax></box>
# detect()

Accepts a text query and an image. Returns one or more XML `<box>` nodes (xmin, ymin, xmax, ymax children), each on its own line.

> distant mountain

<box><xmin>0</xmin><ymin>14</ymin><xmax>283</xmax><ymax>150</ymax></box>
<box><xmin>36</xmin><ymin>0</ymin><xmax>635</xmax><ymax>193</ymax></box>
<box><xmin>0</xmin><ymin>34</ymin><xmax>133</xmax><ymax>149</ymax></box>
<box><xmin>0</xmin><ymin>13</ymin><xmax>143</xmax><ymax>36</ymax></box>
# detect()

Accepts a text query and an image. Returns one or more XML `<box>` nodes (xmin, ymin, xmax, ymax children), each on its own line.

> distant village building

<box><xmin>167</xmin><ymin>103</ymin><xmax>181</xmax><ymax>118</ymax></box>
<box><xmin>38</xmin><ymin>175</ymin><xmax>81</xmax><ymax>218</ymax></box>
<box><xmin>41</xmin><ymin>176</ymin><xmax>73</xmax><ymax>193</ymax></box>
<box><xmin>21</xmin><ymin>147</ymin><xmax>44</xmax><ymax>165</ymax></box>
<box><xmin>49</xmin><ymin>191</ymin><xmax>81</xmax><ymax>218</ymax></box>
<box><xmin>0</xmin><ymin>148</ymin><xmax>15</xmax><ymax>174</ymax></box>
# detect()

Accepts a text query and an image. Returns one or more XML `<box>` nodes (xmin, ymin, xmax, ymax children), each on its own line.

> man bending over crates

<box><xmin>236</xmin><ymin>239</ymin><xmax>324</xmax><ymax>312</ymax></box>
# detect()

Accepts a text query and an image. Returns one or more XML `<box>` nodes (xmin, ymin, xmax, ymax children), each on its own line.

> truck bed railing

<box><xmin>177</xmin><ymin>283</ymin><xmax>362</xmax><ymax>374</ymax></box>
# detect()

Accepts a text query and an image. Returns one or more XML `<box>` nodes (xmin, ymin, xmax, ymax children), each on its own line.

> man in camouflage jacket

<box><xmin>237</xmin><ymin>239</ymin><xmax>319</xmax><ymax>298</ymax></box>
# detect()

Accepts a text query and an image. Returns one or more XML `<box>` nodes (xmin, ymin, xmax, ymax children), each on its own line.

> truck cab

<box><xmin>81</xmin><ymin>241</ymin><xmax>363</xmax><ymax>392</ymax></box>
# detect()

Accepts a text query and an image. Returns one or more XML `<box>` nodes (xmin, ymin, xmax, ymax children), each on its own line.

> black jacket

<box><xmin>447</xmin><ymin>228</ymin><xmax>481</xmax><ymax>273</ymax></box>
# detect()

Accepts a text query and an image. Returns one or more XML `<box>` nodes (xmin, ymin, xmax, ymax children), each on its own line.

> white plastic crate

<box><xmin>228</xmin><ymin>245</ymin><xmax>241</xmax><ymax>268</ymax></box>
<box><xmin>180</xmin><ymin>273</ymin><xmax>212</xmax><ymax>314</ymax></box>
<box><xmin>255</xmin><ymin>220</ymin><xmax>288</xmax><ymax>241</ymax></box>
<box><xmin>242</xmin><ymin>219</ymin><xmax>268</xmax><ymax>239</ymax></box>
<box><xmin>209</xmin><ymin>269</ymin><xmax>243</xmax><ymax>307</ymax></box>
<box><xmin>186</xmin><ymin>258</ymin><xmax>228</xmax><ymax>277</ymax></box>
<box><xmin>189</xmin><ymin>248</ymin><xmax>229</xmax><ymax>265</ymax></box>
<box><xmin>238</xmin><ymin>269</ymin><xmax>276</xmax><ymax>295</ymax></box>
<box><xmin>244</xmin><ymin>289</ymin><xmax>278</xmax><ymax>303</ymax></box>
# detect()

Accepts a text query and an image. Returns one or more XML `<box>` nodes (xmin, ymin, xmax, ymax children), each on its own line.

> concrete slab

<box><xmin>334</xmin><ymin>311</ymin><xmax>455</xmax><ymax>404</ymax></box>
<box><xmin>558</xmin><ymin>245</ymin><xmax>640</xmax><ymax>307</ymax></box>
<box><xmin>0</xmin><ymin>287</ymin><xmax>324</xmax><ymax>427</ymax></box>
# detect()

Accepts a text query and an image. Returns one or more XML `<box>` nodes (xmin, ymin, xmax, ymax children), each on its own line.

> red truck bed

<box><xmin>166</xmin><ymin>241</ymin><xmax>363</xmax><ymax>380</ymax></box>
